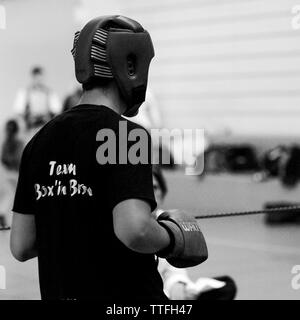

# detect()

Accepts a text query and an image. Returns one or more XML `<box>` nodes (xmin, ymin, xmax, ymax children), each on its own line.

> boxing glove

<box><xmin>156</xmin><ymin>209</ymin><xmax>208</xmax><ymax>268</ymax></box>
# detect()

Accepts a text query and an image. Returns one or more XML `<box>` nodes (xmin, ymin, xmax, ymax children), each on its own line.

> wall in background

<box><xmin>1</xmin><ymin>0</ymin><xmax>300</xmax><ymax>137</ymax></box>
<box><xmin>121</xmin><ymin>0</ymin><xmax>300</xmax><ymax>136</ymax></box>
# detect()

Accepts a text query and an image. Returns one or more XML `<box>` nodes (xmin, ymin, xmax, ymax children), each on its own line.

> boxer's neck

<box><xmin>79</xmin><ymin>83</ymin><xmax>126</xmax><ymax>116</ymax></box>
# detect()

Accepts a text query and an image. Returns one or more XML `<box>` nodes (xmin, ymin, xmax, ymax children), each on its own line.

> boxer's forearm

<box><xmin>10</xmin><ymin>212</ymin><xmax>37</xmax><ymax>262</ymax></box>
<box><xmin>125</xmin><ymin>216</ymin><xmax>171</xmax><ymax>254</ymax></box>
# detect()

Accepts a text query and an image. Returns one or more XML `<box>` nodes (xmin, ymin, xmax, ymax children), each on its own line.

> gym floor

<box><xmin>1</xmin><ymin>170</ymin><xmax>300</xmax><ymax>300</ymax></box>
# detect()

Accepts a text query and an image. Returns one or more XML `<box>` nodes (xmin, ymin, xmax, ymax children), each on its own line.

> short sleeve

<box><xmin>12</xmin><ymin>144</ymin><xmax>36</xmax><ymax>215</ymax></box>
<box><xmin>107</xmin><ymin>162</ymin><xmax>157</xmax><ymax>213</ymax></box>
<box><xmin>105</xmin><ymin>121</ymin><xmax>157</xmax><ymax>212</ymax></box>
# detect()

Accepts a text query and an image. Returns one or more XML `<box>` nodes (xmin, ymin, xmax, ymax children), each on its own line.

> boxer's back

<box><xmin>14</xmin><ymin>104</ymin><xmax>165</xmax><ymax>300</ymax></box>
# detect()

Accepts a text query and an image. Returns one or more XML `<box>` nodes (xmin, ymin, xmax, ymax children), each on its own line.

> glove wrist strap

<box><xmin>156</xmin><ymin>222</ymin><xmax>176</xmax><ymax>258</ymax></box>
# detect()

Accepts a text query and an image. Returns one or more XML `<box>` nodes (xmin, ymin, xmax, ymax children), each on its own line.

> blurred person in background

<box><xmin>129</xmin><ymin>90</ymin><xmax>175</xmax><ymax>169</ymax></box>
<box><xmin>128</xmin><ymin>89</ymin><xmax>162</xmax><ymax>162</ymax></box>
<box><xmin>0</xmin><ymin>119</ymin><xmax>24</xmax><ymax>229</ymax></box>
<box><xmin>152</xmin><ymin>165</ymin><xmax>237</xmax><ymax>300</ymax></box>
<box><xmin>13</xmin><ymin>66</ymin><xmax>62</xmax><ymax>131</ymax></box>
<box><xmin>279</xmin><ymin>146</ymin><xmax>300</xmax><ymax>188</ymax></box>
<box><xmin>258</xmin><ymin>145</ymin><xmax>300</xmax><ymax>188</ymax></box>
<box><xmin>131</xmin><ymin>89</ymin><xmax>162</xmax><ymax>130</ymax></box>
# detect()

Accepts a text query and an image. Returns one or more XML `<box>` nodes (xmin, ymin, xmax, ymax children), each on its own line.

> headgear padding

<box><xmin>71</xmin><ymin>15</ymin><xmax>155</xmax><ymax>117</ymax></box>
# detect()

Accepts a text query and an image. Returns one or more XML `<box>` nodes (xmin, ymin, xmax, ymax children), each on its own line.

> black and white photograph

<box><xmin>0</xmin><ymin>0</ymin><xmax>300</xmax><ymax>308</ymax></box>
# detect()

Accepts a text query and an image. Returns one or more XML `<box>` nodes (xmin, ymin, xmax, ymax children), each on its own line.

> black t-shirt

<box><xmin>13</xmin><ymin>104</ymin><xmax>168</xmax><ymax>301</ymax></box>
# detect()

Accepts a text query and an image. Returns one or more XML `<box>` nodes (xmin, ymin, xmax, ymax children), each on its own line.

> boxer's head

<box><xmin>71</xmin><ymin>15</ymin><xmax>155</xmax><ymax>117</ymax></box>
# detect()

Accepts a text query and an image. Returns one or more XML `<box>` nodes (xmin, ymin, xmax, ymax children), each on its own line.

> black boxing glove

<box><xmin>156</xmin><ymin>210</ymin><xmax>208</xmax><ymax>268</ymax></box>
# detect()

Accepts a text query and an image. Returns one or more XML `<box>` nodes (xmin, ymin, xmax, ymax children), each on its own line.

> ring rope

<box><xmin>0</xmin><ymin>226</ymin><xmax>11</xmax><ymax>231</ymax></box>
<box><xmin>195</xmin><ymin>205</ymin><xmax>300</xmax><ymax>219</ymax></box>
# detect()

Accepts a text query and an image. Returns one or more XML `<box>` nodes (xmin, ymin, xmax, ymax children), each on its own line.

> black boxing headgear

<box><xmin>71</xmin><ymin>15</ymin><xmax>155</xmax><ymax>117</ymax></box>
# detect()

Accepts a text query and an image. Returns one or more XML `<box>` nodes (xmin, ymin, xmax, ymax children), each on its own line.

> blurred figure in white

<box><xmin>131</xmin><ymin>89</ymin><xmax>162</xmax><ymax>130</ymax></box>
<box><xmin>129</xmin><ymin>90</ymin><xmax>177</xmax><ymax>168</ymax></box>
<box><xmin>14</xmin><ymin>66</ymin><xmax>61</xmax><ymax>131</ymax></box>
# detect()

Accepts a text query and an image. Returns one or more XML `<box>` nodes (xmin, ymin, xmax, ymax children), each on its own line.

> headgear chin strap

<box><xmin>71</xmin><ymin>15</ymin><xmax>155</xmax><ymax>117</ymax></box>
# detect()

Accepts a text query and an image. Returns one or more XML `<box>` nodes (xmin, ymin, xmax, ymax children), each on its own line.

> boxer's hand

<box><xmin>156</xmin><ymin>210</ymin><xmax>208</xmax><ymax>268</ymax></box>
